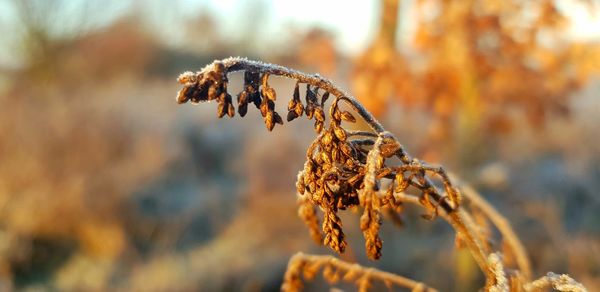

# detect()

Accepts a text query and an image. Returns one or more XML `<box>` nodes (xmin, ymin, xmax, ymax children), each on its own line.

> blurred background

<box><xmin>0</xmin><ymin>0</ymin><xmax>599</xmax><ymax>290</ymax></box>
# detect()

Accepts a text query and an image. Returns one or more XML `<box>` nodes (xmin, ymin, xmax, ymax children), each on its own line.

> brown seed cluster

<box><xmin>176</xmin><ymin>58</ymin><xmax>463</xmax><ymax>260</ymax></box>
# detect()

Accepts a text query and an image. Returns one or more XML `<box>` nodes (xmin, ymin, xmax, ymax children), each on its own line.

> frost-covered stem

<box><xmin>208</xmin><ymin>57</ymin><xmax>386</xmax><ymax>134</ymax></box>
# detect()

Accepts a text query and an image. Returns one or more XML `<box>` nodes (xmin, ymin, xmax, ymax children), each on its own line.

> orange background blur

<box><xmin>0</xmin><ymin>0</ymin><xmax>598</xmax><ymax>290</ymax></box>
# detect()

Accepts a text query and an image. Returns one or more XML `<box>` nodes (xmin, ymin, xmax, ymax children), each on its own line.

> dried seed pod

<box><xmin>306</xmin><ymin>103</ymin><xmax>315</xmax><ymax>119</ymax></box>
<box><xmin>208</xmin><ymin>84</ymin><xmax>219</xmax><ymax>101</ymax></box>
<box><xmin>314</xmin><ymin>107</ymin><xmax>325</xmax><ymax>122</ymax></box>
<box><xmin>295</xmin><ymin>102</ymin><xmax>304</xmax><ymax>117</ymax></box>
<box><xmin>296</xmin><ymin>177</ymin><xmax>306</xmax><ymax>195</ymax></box>
<box><xmin>320</xmin><ymin>91</ymin><xmax>330</xmax><ymax>106</ymax></box>
<box><xmin>315</xmin><ymin>121</ymin><xmax>324</xmax><ymax>133</ymax></box>
<box><xmin>287</xmin><ymin>110</ymin><xmax>299</xmax><ymax>122</ymax></box>
<box><xmin>265</xmin><ymin>111</ymin><xmax>275</xmax><ymax>131</ymax></box>
<box><xmin>251</xmin><ymin>92</ymin><xmax>262</xmax><ymax>108</ymax></box>
<box><xmin>176</xmin><ymin>87</ymin><xmax>191</xmax><ymax>104</ymax></box>
<box><xmin>264</xmin><ymin>87</ymin><xmax>277</xmax><ymax>101</ymax></box>
<box><xmin>288</xmin><ymin>98</ymin><xmax>297</xmax><ymax>111</ymax></box>
<box><xmin>321</xmin><ymin>131</ymin><xmax>333</xmax><ymax>146</ymax></box>
<box><xmin>238</xmin><ymin>102</ymin><xmax>248</xmax><ymax>117</ymax></box>
<box><xmin>260</xmin><ymin>99</ymin><xmax>269</xmax><ymax>117</ymax></box>
<box><xmin>227</xmin><ymin>102</ymin><xmax>235</xmax><ymax>117</ymax></box>
<box><xmin>320</xmin><ymin>151</ymin><xmax>332</xmax><ymax>165</ymax></box>
<box><xmin>217</xmin><ymin>101</ymin><xmax>226</xmax><ymax>118</ymax></box>
<box><xmin>261</xmin><ymin>73</ymin><xmax>270</xmax><ymax>88</ymax></box>
<box><xmin>238</xmin><ymin>90</ymin><xmax>248</xmax><ymax>104</ymax></box>
<box><xmin>331</xmin><ymin>148</ymin><xmax>340</xmax><ymax>163</ymax></box>
<box><xmin>273</xmin><ymin>111</ymin><xmax>284</xmax><ymax>125</ymax></box>
<box><xmin>340</xmin><ymin>111</ymin><xmax>356</xmax><ymax>123</ymax></box>
<box><xmin>333</xmin><ymin>127</ymin><xmax>347</xmax><ymax>141</ymax></box>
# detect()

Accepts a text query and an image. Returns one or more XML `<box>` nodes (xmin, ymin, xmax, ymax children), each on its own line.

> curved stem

<box><xmin>394</xmin><ymin>192</ymin><xmax>492</xmax><ymax>283</ymax></box>
<box><xmin>287</xmin><ymin>252</ymin><xmax>438</xmax><ymax>292</ymax></box>
<box><xmin>207</xmin><ymin>57</ymin><xmax>386</xmax><ymax>134</ymax></box>
<box><xmin>459</xmin><ymin>183</ymin><xmax>532</xmax><ymax>281</ymax></box>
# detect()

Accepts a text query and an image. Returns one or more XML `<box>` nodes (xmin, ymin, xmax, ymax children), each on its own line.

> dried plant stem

<box><xmin>215</xmin><ymin>57</ymin><xmax>385</xmax><ymax>133</ymax></box>
<box><xmin>176</xmin><ymin>57</ymin><xmax>587</xmax><ymax>291</ymax></box>
<box><xmin>282</xmin><ymin>252</ymin><xmax>438</xmax><ymax>292</ymax></box>
<box><xmin>458</xmin><ymin>182</ymin><xmax>532</xmax><ymax>281</ymax></box>
<box><xmin>393</xmin><ymin>192</ymin><xmax>492</xmax><ymax>284</ymax></box>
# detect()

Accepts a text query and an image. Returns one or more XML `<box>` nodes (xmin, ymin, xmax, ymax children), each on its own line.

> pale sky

<box><xmin>0</xmin><ymin>0</ymin><xmax>598</xmax><ymax>68</ymax></box>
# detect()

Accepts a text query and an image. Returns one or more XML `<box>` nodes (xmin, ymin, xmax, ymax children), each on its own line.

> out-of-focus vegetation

<box><xmin>0</xmin><ymin>0</ymin><xmax>598</xmax><ymax>290</ymax></box>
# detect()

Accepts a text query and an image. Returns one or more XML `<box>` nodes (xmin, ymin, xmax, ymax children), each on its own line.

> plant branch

<box><xmin>282</xmin><ymin>252</ymin><xmax>438</xmax><ymax>292</ymax></box>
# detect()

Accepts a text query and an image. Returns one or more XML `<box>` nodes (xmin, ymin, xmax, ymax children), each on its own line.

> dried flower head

<box><xmin>176</xmin><ymin>57</ymin><xmax>463</xmax><ymax>260</ymax></box>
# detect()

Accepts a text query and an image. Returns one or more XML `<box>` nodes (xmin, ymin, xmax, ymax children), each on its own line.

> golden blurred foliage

<box><xmin>352</xmin><ymin>0</ymin><xmax>600</xmax><ymax>140</ymax></box>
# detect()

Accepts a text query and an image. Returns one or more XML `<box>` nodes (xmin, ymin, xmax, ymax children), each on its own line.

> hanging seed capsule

<box><xmin>208</xmin><ymin>85</ymin><xmax>218</xmax><ymax>101</ymax></box>
<box><xmin>266</xmin><ymin>99</ymin><xmax>275</xmax><ymax>111</ymax></box>
<box><xmin>176</xmin><ymin>87</ymin><xmax>191</xmax><ymax>104</ymax></box>
<box><xmin>308</xmin><ymin>181</ymin><xmax>317</xmax><ymax>193</ymax></box>
<box><xmin>287</xmin><ymin>110</ymin><xmax>298</xmax><ymax>122</ymax></box>
<box><xmin>287</xmin><ymin>98</ymin><xmax>297</xmax><ymax>111</ymax></box>
<box><xmin>227</xmin><ymin>102</ymin><xmax>235</xmax><ymax>117</ymax></box>
<box><xmin>333</xmin><ymin>127</ymin><xmax>347</xmax><ymax>141</ymax></box>
<box><xmin>295</xmin><ymin>102</ymin><xmax>304</xmax><ymax>117</ymax></box>
<box><xmin>238</xmin><ymin>103</ymin><xmax>248</xmax><ymax>117</ymax></box>
<box><xmin>261</xmin><ymin>73</ymin><xmax>270</xmax><ymax>88</ymax></box>
<box><xmin>320</xmin><ymin>151</ymin><xmax>332</xmax><ymax>165</ymax></box>
<box><xmin>340</xmin><ymin>111</ymin><xmax>356</xmax><ymax>123</ymax></box>
<box><xmin>265</xmin><ymin>111</ymin><xmax>275</xmax><ymax>131</ymax></box>
<box><xmin>251</xmin><ymin>92</ymin><xmax>261</xmax><ymax>108</ymax></box>
<box><xmin>237</xmin><ymin>90</ymin><xmax>248</xmax><ymax>105</ymax></box>
<box><xmin>314</xmin><ymin>107</ymin><xmax>325</xmax><ymax>122</ymax></box>
<box><xmin>264</xmin><ymin>87</ymin><xmax>276</xmax><ymax>101</ymax></box>
<box><xmin>315</xmin><ymin>121</ymin><xmax>324</xmax><ymax>133</ymax></box>
<box><xmin>260</xmin><ymin>99</ymin><xmax>268</xmax><ymax>117</ymax></box>
<box><xmin>273</xmin><ymin>111</ymin><xmax>283</xmax><ymax>125</ymax></box>
<box><xmin>306</xmin><ymin>103</ymin><xmax>315</xmax><ymax>119</ymax></box>
<box><xmin>331</xmin><ymin>148</ymin><xmax>339</xmax><ymax>162</ymax></box>
<box><xmin>321</xmin><ymin>91</ymin><xmax>330</xmax><ymax>106</ymax></box>
<box><xmin>217</xmin><ymin>102</ymin><xmax>226</xmax><ymax>118</ymax></box>
<box><xmin>321</xmin><ymin>131</ymin><xmax>333</xmax><ymax>146</ymax></box>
